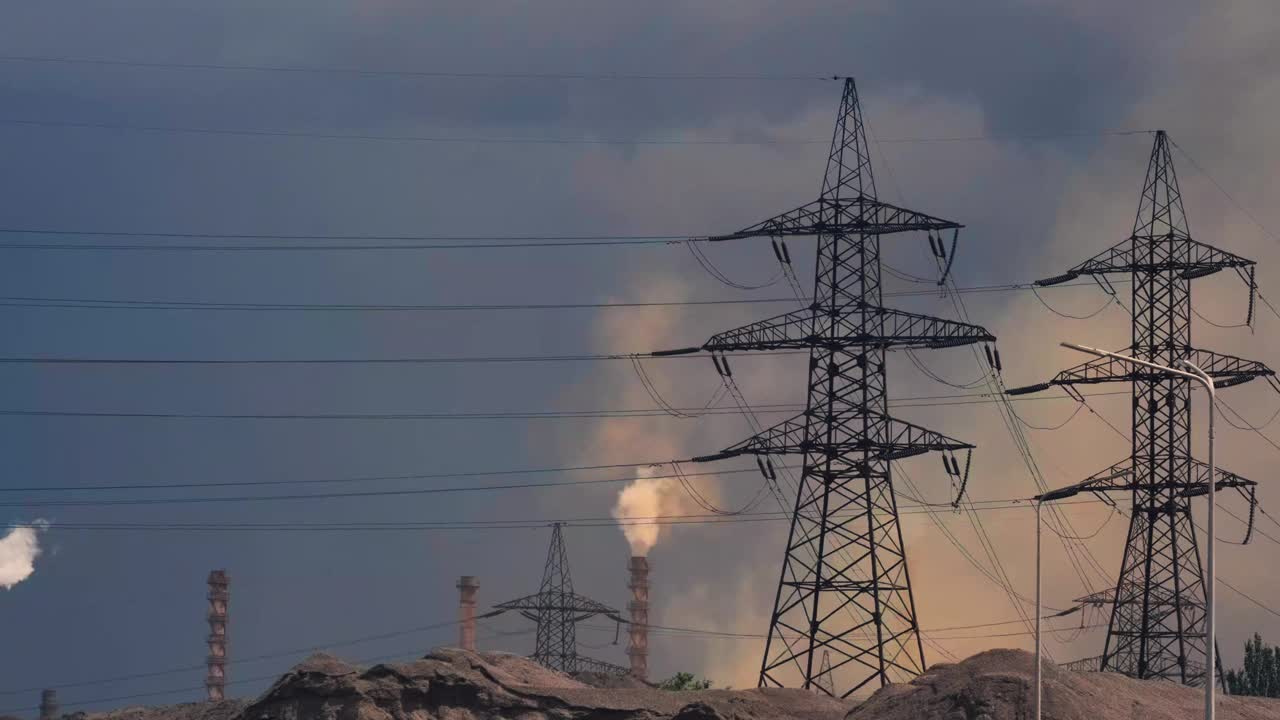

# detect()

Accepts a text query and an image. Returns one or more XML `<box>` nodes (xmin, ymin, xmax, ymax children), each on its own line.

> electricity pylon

<box><xmin>1010</xmin><ymin>130</ymin><xmax>1273</xmax><ymax>685</ymax></box>
<box><xmin>658</xmin><ymin>77</ymin><xmax>995</xmax><ymax>697</ymax></box>
<box><xmin>493</xmin><ymin>523</ymin><xmax>627</xmax><ymax>675</ymax></box>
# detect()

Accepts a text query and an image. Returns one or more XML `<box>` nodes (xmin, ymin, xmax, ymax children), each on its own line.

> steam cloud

<box><xmin>0</xmin><ymin>520</ymin><xmax>48</xmax><ymax>590</ymax></box>
<box><xmin>612</xmin><ymin>466</ymin><xmax>683</xmax><ymax>556</ymax></box>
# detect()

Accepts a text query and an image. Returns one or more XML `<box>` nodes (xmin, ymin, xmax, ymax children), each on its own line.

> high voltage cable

<box><xmin>0</xmin><ymin>296</ymin><xmax>806</xmax><ymax>312</ymax></box>
<box><xmin>5</xmin><ymin>499</ymin><xmax>1105</xmax><ymax>531</ymax></box>
<box><xmin>0</xmin><ymin>54</ymin><xmax>834</xmax><ymax>82</ymax></box>
<box><xmin>0</xmin><ymin>281</ymin><xmax>1118</xmax><ymax>310</ymax></box>
<box><xmin>0</xmin><ymin>352</ymin><xmax>743</xmax><ymax>365</ymax></box>
<box><xmin>0</xmin><ymin>117</ymin><xmax>830</xmax><ymax>146</ymax></box>
<box><xmin>0</xmin><ymin>237</ymin><xmax>685</xmax><ymax>251</ymax></box>
<box><xmin>0</xmin><ymin>117</ymin><xmax>1155</xmax><ymax>149</ymax></box>
<box><xmin>0</xmin><ymin>389</ymin><xmax>1131</xmax><ymax>422</ymax></box>
<box><xmin>0</xmin><ymin>404</ymin><xmax>798</xmax><ymax>421</ymax></box>
<box><xmin>0</xmin><ymin>458</ymin><xmax>665</xmax><ymax>493</ymax></box>
<box><xmin>0</xmin><ymin>466</ymin><xmax>767</xmax><ymax>508</ymax></box>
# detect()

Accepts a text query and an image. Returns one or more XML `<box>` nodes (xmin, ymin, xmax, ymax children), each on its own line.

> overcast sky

<box><xmin>2</xmin><ymin>0</ymin><xmax>1279</xmax><ymax>712</ymax></box>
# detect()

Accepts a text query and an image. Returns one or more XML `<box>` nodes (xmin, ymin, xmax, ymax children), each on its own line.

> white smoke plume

<box><xmin>612</xmin><ymin>466</ymin><xmax>684</xmax><ymax>556</ymax></box>
<box><xmin>0</xmin><ymin>520</ymin><xmax>48</xmax><ymax>590</ymax></box>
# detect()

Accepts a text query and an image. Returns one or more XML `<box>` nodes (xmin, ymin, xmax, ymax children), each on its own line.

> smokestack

<box><xmin>627</xmin><ymin>556</ymin><xmax>649</xmax><ymax>681</ymax></box>
<box><xmin>38</xmin><ymin>689</ymin><xmax>58</xmax><ymax>720</ymax></box>
<box><xmin>457</xmin><ymin>575</ymin><xmax>479</xmax><ymax>652</ymax></box>
<box><xmin>206</xmin><ymin>569</ymin><xmax>229</xmax><ymax>701</ymax></box>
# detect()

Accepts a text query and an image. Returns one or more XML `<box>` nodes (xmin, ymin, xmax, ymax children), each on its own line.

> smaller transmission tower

<box><xmin>493</xmin><ymin>524</ymin><xmax>627</xmax><ymax>675</ymax></box>
<box><xmin>1010</xmin><ymin>130</ymin><xmax>1272</xmax><ymax>685</ymax></box>
<box><xmin>206</xmin><ymin>570</ymin><xmax>229</xmax><ymax>701</ymax></box>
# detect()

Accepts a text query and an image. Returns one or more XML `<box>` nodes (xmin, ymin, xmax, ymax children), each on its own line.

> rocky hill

<box><xmin>66</xmin><ymin>648</ymin><xmax>1280</xmax><ymax>720</ymax></box>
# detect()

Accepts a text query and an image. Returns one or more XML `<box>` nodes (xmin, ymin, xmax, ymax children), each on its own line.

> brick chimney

<box><xmin>627</xmin><ymin>557</ymin><xmax>649</xmax><ymax>680</ymax></box>
<box><xmin>457</xmin><ymin>576</ymin><xmax>479</xmax><ymax>652</ymax></box>
<box><xmin>206</xmin><ymin>570</ymin><xmax>229</xmax><ymax>701</ymax></box>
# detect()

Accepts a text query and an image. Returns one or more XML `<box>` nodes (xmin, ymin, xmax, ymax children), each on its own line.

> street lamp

<box><xmin>1059</xmin><ymin>342</ymin><xmax>1217</xmax><ymax>720</ymax></box>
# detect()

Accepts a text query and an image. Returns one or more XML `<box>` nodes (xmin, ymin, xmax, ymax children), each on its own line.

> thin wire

<box><xmin>1191</xmin><ymin>305</ymin><xmax>1249</xmax><ymax>329</ymax></box>
<box><xmin>0</xmin><ymin>390</ymin><xmax>1137</xmax><ymax>422</ymax></box>
<box><xmin>0</xmin><ymin>237</ymin><xmax>687</xmax><ymax>252</ymax></box>
<box><xmin>1168</xmin><ymin>138</ymin><xmax>1280</xmax><ymax>244</ymax></box>
<box><xmin>0</xmin><ymin>280</ymin><xmax>1127</xmax><ymax>310</ymax></box>
<box><xmin>0</xmin><ymin>54</ymin><xmax>834</xmax><ymax>82</ymax></box>
<box><xmin>1217</xmin><ymin>397</ymin><xmax>1280</xmax><ymax>455</ymax></box>
<box><xmin>7</xmin><ymin>499</ymin><xmax>1099</xmax><ymax>533</ymax></box>
<box><xmin>0</xmin><ymin>295</ymin><xmax>802</xmax><ymax>312</ymax></box>
<box><xmin>0</xmin><ymin>116</ymin><xmax>829</xmax><ymax>146</ymax></box>
<box><xmin>1031</xmin><ymin>285</ymin><xmax>1113</xmax><ymax>320</ymax></box>
<box><xmin>0</xmin><ymin>466</ymin><xmax>769</xmax><ymax>508</ymax></box>
<box><xmin>1011</xmin><ymin>401</ymin><xmax>1085</xmax><ymax>431</ymax></box>
<box><xmin>905</xmin><ymin>349</ymin><xmax>988</xmax><ymax>389</ymax></box>
<box><xmin>0</xmin><ymin>404</ymin><xmax>798</xmax><ymax>421</ymax></box>
<box><xmin>1042</xmin><ymin>507</ymin><xmax>1118</xmax><ymax>541</ymax></box>
<box><xmin>686</xmin><ymin>241</ymin><xmax>782</xmax><ymax>289</ymax></box>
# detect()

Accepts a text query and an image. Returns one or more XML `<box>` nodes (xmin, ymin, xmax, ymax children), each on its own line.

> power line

<box><xmin>0</xmin><ymin>351</ymin><xmax>728</xmax><ymax>365</ymax></box>
<box><xmin>0</xmin><ymin>236</ymin><xmax>688</xmax><ymax>252</ymax></box>
<box><xmin>0</xmin><ymin>458</ymin><xmax>665</xmax><ymax>493</ymax></box>
<box><xmin>0</xmin><ymin>116</ymin><xmax>1158</xmax><ymax>149</ymax></box>
<box><xmin>0</xmin><ymin>389</ymin><xmax>1132</xmax><ymax>422</ymax></box>
<box><xmin>0</xmin><ymin>404</ymin><xmax>799</xmax><ymax>421</ymax></box>
<box><xmin>5</xmin><ymin>499</ymin><xmax>1106</xmax><ymax>531</ymax></box>
<box><xmin>0</xmin><ymin>54</ymin><xmax>834</xmax><ymax>82</ymax></box>
<box><xmin>0</xmin><ymin>117</ymin><xmax>831</xmax><ymax>147</ymax></box>
<box><xmin>0</xmin><ymin>466</ymin><xmax>766</xmax><ymax>508</ymax></box>
<box><xmin>0</xmin><ymin>295</ymin><xmax>804</xmax><ymax>312</ymax></box>
<box><xmin>0</xmin><ymin>280</ymin><xmax>1120</xmax><ymax>311</ymax></box>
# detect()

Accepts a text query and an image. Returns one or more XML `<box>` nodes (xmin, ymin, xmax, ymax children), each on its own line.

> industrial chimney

<box><xmin>206</xmin><ymin>570</ymin><xmax>229</xmax><ymax>701</ymax></box>
<box><xmin>627</xmin><ymin>556</ymin><xmax>649</xmax><ymax>680</ymax></box>
<box><xmin>38</xmin><ymin>689</ymin><xmax>59</xmax><ymax>720</ymax></box>
<box><xmin>457</xmin><ymin>575</ymin><xmax>479</xmax><ymax>652</ymax></box>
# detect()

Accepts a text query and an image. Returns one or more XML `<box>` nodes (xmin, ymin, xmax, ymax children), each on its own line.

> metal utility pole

<box><xmin>1008</xmin><ymin>131</ymin><xmax>1272</xmax><ymax>686</ymax></box>
<box><xmin>493</xmin><ymin>524</ymin><xmax>628</xmax><ymax>675</ymax></box>
<box><xmin>658</xmin><ymin>77</ymin><xmax>996</xmax><ymax>697</ymax></box>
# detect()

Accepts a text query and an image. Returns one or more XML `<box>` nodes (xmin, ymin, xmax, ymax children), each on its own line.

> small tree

<box><xmin>659</xmin><ymin>671</ymin><xmax>713</xmax><ymax>691</ymax></box>
<box><xmin>1225</xmin><ymin>634</ymin><xmax>1279</xmax><ymax>698</ymax></box>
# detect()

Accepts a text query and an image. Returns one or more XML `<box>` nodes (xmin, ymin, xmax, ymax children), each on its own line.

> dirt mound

<box><xmin>849</xmin><ymin>648</ymin><xmax>1280</xmax><ymax>720</ymax></box>
<box><xmin>237</xmin><ymin>648</ymin><xmax>851</xmax><ymax>720</ymax></box>
<box><xmin>72</xmin><ymin>700</ymin><xmax>246</xmax><ymax>720</ymax></box>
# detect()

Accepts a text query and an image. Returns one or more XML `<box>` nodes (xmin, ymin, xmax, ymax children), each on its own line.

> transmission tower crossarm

<box><xmin>691</xmin><ymin>197</ymin><xmax>962</xmax><ymax>243</ymax></box>
<box><xmin>494</xmin><ymin>592</ymin><xmax>619</xmax><ymax>616</ymax></box>
<box><xmin>700</xmin><ymin>305</ymin><xmax>994</xmax><ymax>353</ymax></box>
<box><xmin>1008</xmin><ymin>346</ymin><xmax>1273</xmax><ymax>392</ymax></box>
<box><xmin>700</xmin><ymin>410</ymin><xmax>973</xmax><ymax>461</ymax></box>
<box><xmin>1058</xmin><ymin>456</ymin><xmax>1255</xmax><ymax>497</ymax></box>
<box><xmin>1037</xmin><ymin>237</ymin><xmax>1254</xmax><ymax>286</ymax></box>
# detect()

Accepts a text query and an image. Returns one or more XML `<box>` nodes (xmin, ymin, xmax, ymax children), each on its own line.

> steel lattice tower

<box><xmin>493</xmin><ymin>523</ymin><xmax>628</xmax><ymax>675</ymax></box>
<box><xmin>1011</xmin><ymin>130</ymin><xmax>1274</xmax><ymax>685</ymax></box>
<box><xmin>659</xmin><ymin>77</ymin><xmax>995</xmax><ymax>697</ymax></box>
